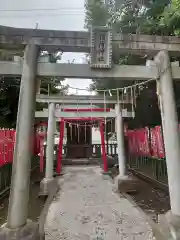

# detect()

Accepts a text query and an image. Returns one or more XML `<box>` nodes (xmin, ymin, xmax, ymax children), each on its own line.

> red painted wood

<box><xmin>39</xmin><ymin>139</ymin><xmax>44</xmax><ymax>173</ymax></box>
<box><xmin>100</xmin><ymin>121</ymin><xmax>108</xmax><ymax>172</ymax></box>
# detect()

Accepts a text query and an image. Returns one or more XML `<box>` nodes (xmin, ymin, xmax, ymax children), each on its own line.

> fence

<box><xmin>92</xmin><ymin>144</ymin><xmax>118</xmax><ymax>158</ymax></box>
<box><xmin>126</xmin><ymin>126</ymin><xmax>168</xmax><ymax>185</ymax></box>
<box><xmin>0</xmin><ymin>129</ymin><xmax>40</xmax><ymax>195</ymax></box>
<box><xmin>50</xmin><ymin>143</ymin><xmax>118</xmax><ymax>159</ymax></box>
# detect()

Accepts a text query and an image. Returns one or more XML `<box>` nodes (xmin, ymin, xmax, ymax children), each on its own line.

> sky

<box><xmin>0</xmin><ymin>0</ymin><xmax>92</xmax><ymax>95</ymax></box>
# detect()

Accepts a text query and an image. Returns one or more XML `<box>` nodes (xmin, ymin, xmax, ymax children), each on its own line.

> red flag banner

<box><xmin>150</xmin><ymin>128</ymin><xmax>159</xmax><ymax>158</ymax></box>
<box><xmin>0</xmin><ymin>129</ymin><xmax>15</xmax><ymax>166</ymax></box>
<box><xmin>137</xmin><ymin>128</ymin><xmax>151</xmax><ymax>156</ymax></box>
<box><xmin>127</xmin><ymin>128</ymin><xmax>151</xmax><ymax>157</ymax></box>
<box><xmin>154</xmin><ymin>126</ymin><xmax>165</xmax><ymax>158</ymax></box>
<box><xmin>127</xmin><ymin>130</ymin><xmax>139</xmax><ymax>155</ymax></box>
<box><xmin>127</xmin><ymin>126</ymin><xmax>165</xmax><ymax>159</ymax></box>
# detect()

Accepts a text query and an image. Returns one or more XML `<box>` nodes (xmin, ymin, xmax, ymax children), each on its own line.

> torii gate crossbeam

<box><xmin>1</xmin><ymin>25</ymin><xmax>180</xmax><ymax>56</ymax></box>
<box><xmin>1</xmin><ymin>61</ymin><xmax>180</xmax><ymax>80</ymax></box>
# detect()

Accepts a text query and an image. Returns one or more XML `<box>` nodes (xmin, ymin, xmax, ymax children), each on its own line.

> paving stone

<box><xmin>44</xmin><ymin>166</ymin><xmax>154</xmax><ymax>240</ymax></box>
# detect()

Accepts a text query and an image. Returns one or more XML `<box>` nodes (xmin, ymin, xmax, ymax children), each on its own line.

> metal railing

<box><xmin>128</xmin><ymin>155</ymin><xmax>168</xmax><ymax>185</ymax></box>
<box><xmin>0</xmin><ymin>164</ymin><xmax>12</xmax><ymax>195</ymax></box>
<box><xmin>0</xmin><ymin>156</ymin><xmax>39</xmax><ymax>197</ymax></box>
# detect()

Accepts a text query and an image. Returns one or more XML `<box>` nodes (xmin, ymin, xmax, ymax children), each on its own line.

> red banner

<box><xmin>0</xmin><ymin>127</ymin><xmax>42</xmax><ymax>167</ymax></box>
<box><xmin>150</xmin><ymin>127</ymin><xmax>159</xmax><ymax>158</ymax></box>
<box><xmin>0</xmin><ymin>129</ymin><xmax>15</xmax><ymax>166</ymax></box>
<box><xmin>127</xmin><ymin>130</ymin><xmax>138</xmax><ymax>155</ymax></box>
<box><xmin>127</xmin><ymin>126</ymin><xmax>165</xmax><ymax>159</ymax></box>
<box><xmin>137</xmin><ymin>128</ymin><xmax>150</xmax><ymax>156</ymax></box>
<box><xmin>127</xmin><ymin>128</ymin><xmax>150</xmax><ymax>157</ymax></box>
<box><xmin>154</xmin><ymin>126</ymin><xmax>165</xmax><ymax>158</ymax></box>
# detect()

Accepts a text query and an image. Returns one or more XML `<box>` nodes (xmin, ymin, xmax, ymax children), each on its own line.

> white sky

<box><xmin>0</xmin><ymin>0</ymin><xmax>92</xmax><ymax>95</ymax></box>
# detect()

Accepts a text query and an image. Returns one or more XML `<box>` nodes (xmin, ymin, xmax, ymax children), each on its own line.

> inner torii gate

<box><xmin>35</xmin><ymin>100</ymin><xmax>133</xmax><ymax>190</ymax></box>
<box><xmin>57</xmin><ymin>116</ymin><xmax>108</xmax><ymax>172</ymax></box>
<box><xmin>35</xmin><ymin>94</ymin><xmax>134</xmax><ymax>193</ymax></box>
<box><xmin>0</xmin><ymin>25</ymin><xmax>180</xmax><ymax>239</ymax></box>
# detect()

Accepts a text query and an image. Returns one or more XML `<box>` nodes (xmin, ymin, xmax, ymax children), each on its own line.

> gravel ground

<box><xmin>45</xmin><ymin>166</ymin><xmax>154</xmax><ymax>240</ymax></box>
<box><xmin>110</xmin><ymin>167</ymin><xmax>170</xmax><ymax>223</ymax></box>
<box><xmin>128</xmin><ymin>176</ymin><xmax>170</xmax><ymax>223</ymax></box>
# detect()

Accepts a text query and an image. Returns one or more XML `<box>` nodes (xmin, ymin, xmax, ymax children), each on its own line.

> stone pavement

<box><xmin>44</xmin><ymin>166</ymin><xmax>154</xmax><ymax>239</ymax></box>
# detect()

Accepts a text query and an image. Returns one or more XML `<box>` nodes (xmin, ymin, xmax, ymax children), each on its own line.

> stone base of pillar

<box><xmin>39</xmin><ymin>177</ymin><xmax>54</xmax><ymax>196</ymax></box>
<box><xmin>113</xmin><ymin>175</ymin><xmax>139</xmax><ymax>194</ymax></box>
<box><xmin>101</xmin><ymin>170</ymin><xmax>111</xmax><ymax>180</ymax></box>
<box><xmin>0</xmin><ymin>220</ymin><xmax>41</xmax><ymax>240</ymax></box>
<box><xmin>101</xmin><ymin>170</ymin><xmax>109</xmax><ymax>175</ymax></box>
<box><xmin>157</xmin><ymin>211</ymin><xmax>180</xmax><ymax>239</ymax></box>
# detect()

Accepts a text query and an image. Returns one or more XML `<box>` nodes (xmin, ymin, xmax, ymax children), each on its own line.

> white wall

<box><xmin>92</xmin><ymin>127</ymin><xmax>102</xmax><ymax>144</ymax></box>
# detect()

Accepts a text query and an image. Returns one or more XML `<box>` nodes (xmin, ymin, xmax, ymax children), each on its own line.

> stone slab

<box><xmin>114</xmin><ymin>175</ymin><xmax>140</xmax><ymax>193</ymax></box>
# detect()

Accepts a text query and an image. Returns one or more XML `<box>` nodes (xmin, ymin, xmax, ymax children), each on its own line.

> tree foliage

<box><xmin>159</xmin><ymin>0</ymin><xmax>180</xmax><ymax>36</ymax></box>
<box><xmin>85</xmin><ymin>0</ymin><xmax>180</xmax><ymax>128</ymax></box>
<box><xmin>0</xmin><ymin>51</ymin><xmax>68</xmax><ymax>128</ymax></box>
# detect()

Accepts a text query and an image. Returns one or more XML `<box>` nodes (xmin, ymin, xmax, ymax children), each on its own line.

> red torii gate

<box><xmin>57</xmin><ymin>107</ymin><xmax>109</xmax><ymax>174</ymax></box>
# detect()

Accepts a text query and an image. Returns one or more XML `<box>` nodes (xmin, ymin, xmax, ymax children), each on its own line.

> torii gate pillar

<box><xmin>155</xmin><ymin>51</ymin><xmax>180</xmax><ymax>239</ymax></box>
<box><xmin>114</xmin><ymin>104</ymin><xmax>139</xmax><ymax>193</ymax></box>
<box><xmin>115</xmin><ymin>104</ymin><xmax>126</xmax><ymax>176</ymax></box>
<box><xmin>40</xmin><ymin>103</ymin><xmax>55</xmax><ymax>196</ymax></box>
<box><xmin>0</xmin><ymin>44</ymin><xmax>40</xmax><ymax>240</ymax></box>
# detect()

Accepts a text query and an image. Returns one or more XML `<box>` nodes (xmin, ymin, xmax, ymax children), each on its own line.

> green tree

<box><xmin>0</xmin><ymin>51</ymin><xmax>68</xmax><ymax>128</ymax></box>
<box><xmin>84</xmin><ymin>0</ymin><xmax>109</xmax><ymax>27</ymax></box>
<box><xmin>85</xmin><ymin>0</ymin><xmax>180</xmax><ymax>129</ymax></box>
<box><xmin>159</xmin><ymin>0</ymin><xmax>180</xmax><ymax>36</ymax></box>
